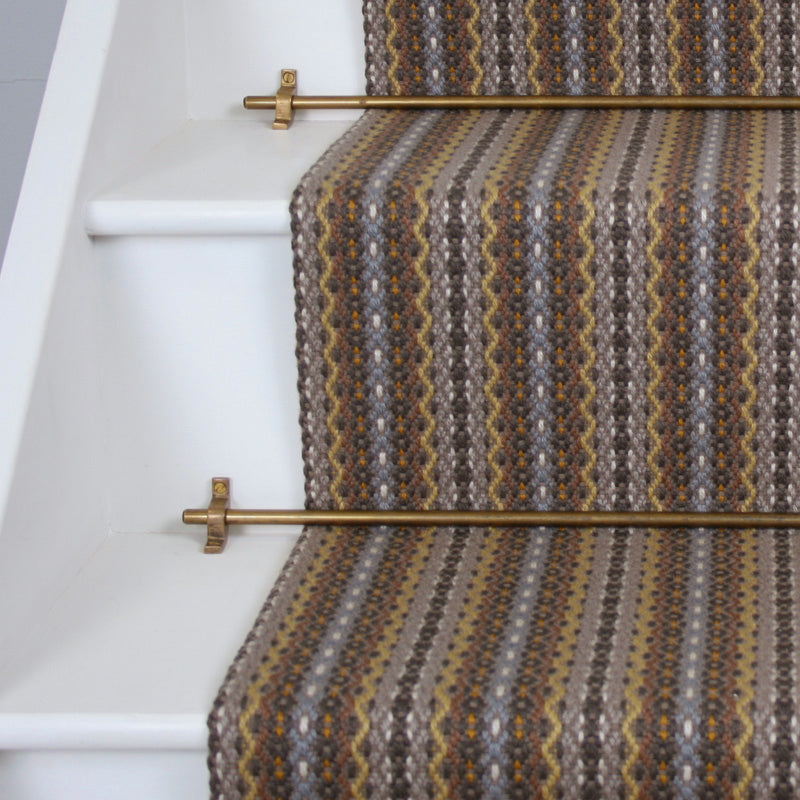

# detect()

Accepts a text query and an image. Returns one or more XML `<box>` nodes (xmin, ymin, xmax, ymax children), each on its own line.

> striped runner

<box><xmin>207</xmin><ymin>106</ymin><xmax>800</xmax><ymax>797</ymax></box>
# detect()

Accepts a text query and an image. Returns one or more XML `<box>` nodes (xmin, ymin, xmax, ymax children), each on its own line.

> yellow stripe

<box><xmin>749</xmin><ymin>0</ymin><xmax>766</xmax><ymax>93</ymax></box>
<box><xmin>666</xmin><ymin>0</ymin><xmax>682</xmax><ymax>93</ymax></box>
<box><xmin>466</xmin><ymin>0</ymin><xmax>484</xmax><ymax>92</ymax></box>
<box><xmin>318</xmin><ymin>116</ymin><xmax>397</xmax><ymax>508</ymax></box>
<box><xmin>525</xmin><ymin>1</ymin><xmax>542</xmax><ymax>94</ymax></box>
<box><xmin>621</xmin><ymin>531</ymin><xmax>663</xmax><ymax>798</ymax></box>
<box><xmin>541</xmin><ymin>533</ymin><xmax>596</xmax><ymax>798</ymax></box>
<box><xmin>607</xmin><ymin>0</ymin><xmax>624</xmax><ymax>94</ymax></box>
<box><xmin>577</xmin><ymin>112</ymin><xmax>624</xmax><ymax>509</ymax></box>
<box><xmin>386</xmin><ymin>0</ymin><xmax>400</xmax><ymax>94</ymax></box>
<box><xmin>410</xmin><ymin>114</ymin><xmax>480</xmax><ymax>508</ymax></box>
<box><xmin>481</xmin><ymin>115</ymin><xmax>539</xmax><ymax>509</ymax></box>
<box><xmin>646</xmin><ymin>112</ymin><xmax>683</xmax><ymax>511</ymax></box>
<box><xmin>732</xmin><ymin>532</ymin><xmax>758</xmax><ymax>799</ymax></box>
<box><xmin>350</xmin><ymin>531</ymin><xmax>438</xmax><ymax>799</ymax></box>
<box><xmin>238</xmin><ymin>532</ymin><xmax>346</xmax><ymax>800</ymax></box>
<box><xmin>740</xmin><ymin>113</ymin><xmax>766</xmax><ymax>511</ymax></box>
<box><xmin>429</xmin><ymin>530</ymin><xmax>503</xmax><ymax>798</ymax></box>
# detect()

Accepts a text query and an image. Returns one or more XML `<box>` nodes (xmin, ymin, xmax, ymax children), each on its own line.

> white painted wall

<box><xmin>0</xmin><ymin>0</ymin><xmax>67</xmax><ymax>263</ymax></box>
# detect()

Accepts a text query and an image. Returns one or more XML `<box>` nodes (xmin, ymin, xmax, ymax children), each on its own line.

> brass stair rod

<box><xmin>184</xmin><ymin>507</ymin><xmax>800</xmax><ymax>528</ymax></box>
<box><xmin>186</xmin><ymin>480</ymin><xmax>800</xmax><ymax>553</ymax></box>
<box><xmin>249</xmin><ymin>70</ymin><xmax>800</xmax><ymax>128</ymax></box>
<box><xmin>244</xmin><ymin>94</ymin><xmax>800</xmax><ymax>111</ymax></box>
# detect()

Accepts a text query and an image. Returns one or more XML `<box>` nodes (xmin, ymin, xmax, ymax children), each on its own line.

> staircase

<box><xmin>0</xmin><ymin>1</ymin><xmax>357</xmax><ymax>796</ymax></box>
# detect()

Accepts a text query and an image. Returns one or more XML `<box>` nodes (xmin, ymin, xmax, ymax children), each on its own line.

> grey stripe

<box><xmin>789</xmin><ymin>533</ymin><xmax>800</xmax><ymax>787</ymax></box>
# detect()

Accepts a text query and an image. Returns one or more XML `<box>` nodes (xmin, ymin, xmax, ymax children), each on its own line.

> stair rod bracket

<box><xmin>202</xmin><ymin>477</ymin><xmax>230</xmax><ymax>554</ymax></box>
<box><xmin>183</xmin><ymin>478</ymin><xmax>800</xmax><ymax>553</ymax></box>
<box><xmin>272</xmin><ymin>69</ymin><xmax>296</xmax><ymax>129</ymax></box>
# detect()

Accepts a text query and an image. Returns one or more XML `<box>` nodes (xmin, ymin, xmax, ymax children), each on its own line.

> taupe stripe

<box><xmin>792</xmin><ymin>0</ymin><xmax>800</xmax><ymax>95</ymax></box>
<box><xmin>364</xmin><ymin>0</ymin><xmax>389</xmax><ymax>94</ymax></box>
<box><xmin>594</xmin><ymin>111</ymin><xmax>641</xmax><ymax>510</ymax></box>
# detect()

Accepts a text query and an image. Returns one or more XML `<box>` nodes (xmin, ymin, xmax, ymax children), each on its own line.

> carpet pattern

<box><xmin>211</xmin><ymin>523</ymin><xmax>800</xmax><ymax>799</ymax></box>
<box><xmin>207</xmin><ymin>107</ymin><xmax>800</xmax><ymax>798</ymax></box>
<box><xmin>363</xmin><ymin>0</ymin><xmax>800</xmax><ymax>96</ymax></box>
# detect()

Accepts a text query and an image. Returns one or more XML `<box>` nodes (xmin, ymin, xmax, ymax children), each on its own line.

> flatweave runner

<box><xmin>208</xmin><ymin>106</ymin><xmax>800</xmax><ymax>798</ymax></box>
<box><xmin>211</xmin><ymin>525</ymin><xmax>794</xmax><ymax>799</ymax></box>
<box><xmin>364</xmin><ymin>0</ymin><xmax>800</xmax><ymax>96</ymax></box>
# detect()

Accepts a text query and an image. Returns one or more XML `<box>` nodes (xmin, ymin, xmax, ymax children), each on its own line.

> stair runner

<box><xmin>209</xmin><ymin>2</ymin><xmax>800</xmax><ymax>797</ymax></box>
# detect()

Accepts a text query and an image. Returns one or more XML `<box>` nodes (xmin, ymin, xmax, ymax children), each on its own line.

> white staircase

<box><xmin>0</xmin><ymin>2</ymin><xmax>361</xmax><ymax>796</ymax></box>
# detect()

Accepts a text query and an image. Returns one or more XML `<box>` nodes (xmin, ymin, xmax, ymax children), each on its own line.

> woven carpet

<box><xmin>208</xmin><ymin>2</ymin><xmax>800</xmax><ymax>796</ymax></box>
<box><xmin>208</xmin><ymin>106</ymin><xmax>800</xmax><ymax>798</ymax></box>
<box><xmin>363</xmin><ymin>0</ymin><xmax>800</xmax><ymax>96</ymax></box>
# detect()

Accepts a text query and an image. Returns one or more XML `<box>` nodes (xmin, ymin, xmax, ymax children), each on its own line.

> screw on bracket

<box><xmin>273</xmin><ymin>69</ymin><xmax>297</xmax><ymax>130</ymax></box>
<box><xmin>205</xmin><ymin>477</ymin><xmax>230</xmax><ymax>554</ymax></box>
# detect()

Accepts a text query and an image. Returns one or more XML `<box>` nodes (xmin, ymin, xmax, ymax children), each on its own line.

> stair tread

<box><xmin>85</xmin><ymin>119</ymin><xmax>354</xmax><ymax>236</ymax></box>
<box><xmin>0</xmin><ymin>530</ymin><xmax>299</xmax><ymax>748</ymax></box>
